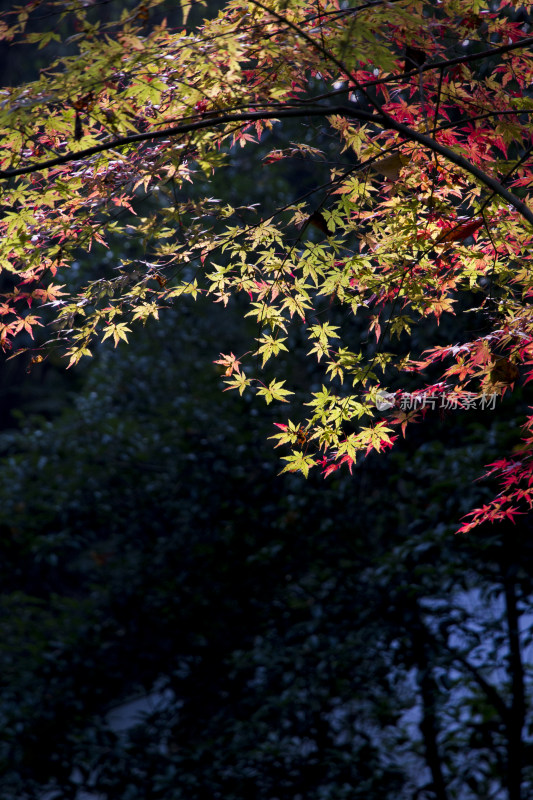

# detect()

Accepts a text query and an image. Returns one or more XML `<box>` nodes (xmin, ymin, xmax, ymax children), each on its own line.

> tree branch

<box><xmin>410</xmin><ymin>603</ymin><xmax>449</xmax><ymax>800</ymax></box>
<box><xmin>502</xmin><ymin>560</ymin><xmax>525</xmax><ymax>800</ymax></box>
<box><xmin>3</xmin><ymin>102</ymin><xmax>532</xmax><ymax>228</ymax></box>
<box><xmin>448</xmin><ymin>649</ymin><xmax>509</xmax><ymax>723</ymax></box>
<box><xmin>247</xmin><ymin>1</ymin><xmax>533</xmax><ymax>227</ymax></box>
<box><xmin>355</xmin><ymin>36</ymin><xmax>533</xmax><ymax>91</ymax></box>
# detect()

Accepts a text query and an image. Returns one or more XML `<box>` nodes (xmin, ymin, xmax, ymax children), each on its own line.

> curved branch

<box><xmin>4</xmin><ymin>102</ymin><xmax>532</xmax><ymax>228</ymax></box>
<box><xmin>356</xmin><ymin>36</ymin><xmax>533</xmax><ymax>90</ymax></box>
<box><xmin>2</xmin><ymin>7</ymin><xmax>531</xmax><ymax>222</ymax></box>
<box><xmin>359</xmin><ymin>109</ymin><xmax>533</xmax><ymax>227</ymax></box>
<box><xmin>0</xmin><ymin>106</ymin><xmax>371</xmax><ymax>179</ymax></box>
<box><xmin>248</xmin><ymin>0</ymin><xmax>533</xmax><ymax>227</ymax></box>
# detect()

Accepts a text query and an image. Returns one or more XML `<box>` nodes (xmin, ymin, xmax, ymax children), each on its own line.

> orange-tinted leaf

<box><xmin>438</xmin><ymin>217</ymin><xmax>484</xmax><ymax>243</ymax></box>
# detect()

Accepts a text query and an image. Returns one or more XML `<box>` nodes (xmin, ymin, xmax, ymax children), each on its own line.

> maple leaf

<box><xmin>279</xmin><ymin>451</ymin><xmax>316</xmax><ymax>477</ymax></box>
<box><xmin>437</xmin><ymin>216</ymin><xmax>484</xmax><ymax>243</ymax></box>
<box><xmin>256</xmin><ymin>379</ymin><xmax>294</xmax><ymax>406</ymax></box>
<box><xmin>101</xmin><ymin>323</ymin><xmax>132</xmax><ymax>348</ymax></box>
<box><xmin>489</xmin><ymin>356</ymin><xmax>520</xmax><ymax>386</ymax></box>
<box><xmin>223</xmin><ymin>371</ymin><xmax>250</xmax><ymax>396</ymax></box>
<box><xmin>214</xmin><ymin>352</ymin><xmax>241</xmax><ymax>377</ymax></box>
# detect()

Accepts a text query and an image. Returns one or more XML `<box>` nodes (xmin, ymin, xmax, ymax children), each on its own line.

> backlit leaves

<box><xmin>0</xmin><ymin>0</ymin><xmax>532</xmax><ymax>528</ymax></box>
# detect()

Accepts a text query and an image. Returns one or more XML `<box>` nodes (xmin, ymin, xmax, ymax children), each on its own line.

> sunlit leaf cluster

<box><xmin>1</xmin><ymin>0</ymin><xmax>533</xmax><ymax>528</ymax></box>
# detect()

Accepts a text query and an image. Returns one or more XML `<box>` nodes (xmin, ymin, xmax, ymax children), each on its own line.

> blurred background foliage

<box><xmin>1</xmin><ymin>281</ymin><xmax>533</xmax><ymax>799</ymax></box>
<box><xmin>1</xmin><ymin>2</ymin><xmax>533</xmax><ymax>798</ymax></box>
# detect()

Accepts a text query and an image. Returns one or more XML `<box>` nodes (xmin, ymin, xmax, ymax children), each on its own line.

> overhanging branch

<box><xmin>248</xmin><ymin>0</ymin><xmax>533</xmax><ymax>227</ymax></box>
<box><xmin>358</xmin><ymin>36</ymin><xmax>533</xmax><ymax>90</ymax></box>
<box><xmin>0</xmin><ymin>106</ymin><xmax>370</xmax><ymax>178</ymax></box>
<box><xmin>3</xmin><ymin>103</ymin><xmax>532</xmax><ymax>228</ymax></box>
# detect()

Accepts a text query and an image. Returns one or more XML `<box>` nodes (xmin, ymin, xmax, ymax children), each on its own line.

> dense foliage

<box><xmin>1</xmin><ymin>0</ymin><xmax>533</xmax><ymax>527</ymax></box>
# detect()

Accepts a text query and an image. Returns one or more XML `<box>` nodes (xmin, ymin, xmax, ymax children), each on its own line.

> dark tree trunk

<box><xmin>502</xmin><ymin>561</ymin><xmax>525</xmax><ymax>800</ymax></box>
<box><xmin>410</xmin><ymin>602</ymin><xmax>449</xmax><ymax>800</ymax></box>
